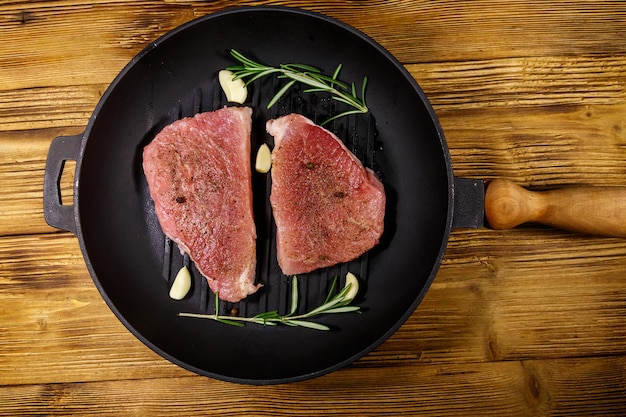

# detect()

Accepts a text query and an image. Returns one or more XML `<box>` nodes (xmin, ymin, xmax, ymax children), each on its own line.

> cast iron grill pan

<box><xmin>47</xmin><ymin>7</ymin><xmax>453</xmax><ymax>384</ymax></box>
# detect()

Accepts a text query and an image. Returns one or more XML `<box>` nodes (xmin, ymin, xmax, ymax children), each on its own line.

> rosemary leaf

<box><xmin>302</xmin><ymin>88</ymin><xmax>330</xmax><ymax>94</ymax></box>
<box><xmin>331</xmin><ymin>64</ymin><xmax>342</xmax><ymax>84</ymax></box>
<box><xmin>283</xmin><ymin>63</ymin><xmax>321</xmax><ymax>73</ymax></box>
<box><xmin>323</xmin><ymin>277</ymin><xmax>339</xmax><ymax>304</ymax></box>
<box><xmin>305</xmin><ymin>297</ymin><xmax>345</xmax><ymax>316</ymax></box>
<box><xmin>286</xmin><ymin>320</ymin><xmax>330</xmax><ymax>331</ymax></box>
<box><xmin>361</xmin><ymin>77</ymin><xmax>368</xmax><ymax>105</ymax></box>
<box><xmin>240</xmin><ymin>68</ymin><xmax>281</xmax><ymax>85</ymax></box>
<box><xmin>267</xmin><ymin>80</ymin><xmax>296</xmax><ymax>109</ymax></box>
<box><xmin>216</xmin><ymin>318</ymin><xmax>246</xmax><ymax>327</ymax></box>
<box><xmin>288</xmin><ymin>276</ymin><xmax>299</xmax><ymax>316</ymax></box>
<box><xmin>254</xmin><ymin>311</ymin><xmax>281</xmax><ymax>320</ymax></box>
<box><xmin>282</xmin><ymin>72</ymin><xmax>329</xmax><ymax>90</ymax></box>
<box><xmin>254</xmin><ymin>319</ymin><xmax>278</xmax><ymax>326</ymax></box>
<box><xmin>323</xmin><ymin>306</ymin><xmax>362</xmax><ymax>314</ymax></box>
<box><xmin>322</xmin><ymin>110</ymin><xmax>365</xmax><ymax>126</ymax></box>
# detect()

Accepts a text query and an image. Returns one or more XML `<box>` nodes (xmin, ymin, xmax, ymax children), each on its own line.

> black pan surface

<box><xmin>67</xmin><ymin>6</ymin><xmax>453</xmax><ymax>384</ymax></box>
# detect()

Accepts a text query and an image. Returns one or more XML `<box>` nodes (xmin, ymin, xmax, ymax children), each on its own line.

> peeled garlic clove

<box><xmin>169</xmin><ymin>266</ymin><xmax>191</xmax><ymax>300</ymax></box>
<box><xmin>218</xmin><ymin>69</ymin><xmax>247</xmax><ymax>104</ymax></box>
<box><xmin>343</xmin><ymin>272</ymin><xmax>360</xmax><ymax>302</ymax></box>
<box><xmin>255</xmin><ymin>143</ymin><xmax>272</xmax><ymax>173</ymax></box>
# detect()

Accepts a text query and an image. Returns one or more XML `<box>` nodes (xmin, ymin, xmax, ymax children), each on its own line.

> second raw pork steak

<box><xmin>266</xmin><ymin>114</ymin><xmax>386</xmax><ymax>275</ymax></box>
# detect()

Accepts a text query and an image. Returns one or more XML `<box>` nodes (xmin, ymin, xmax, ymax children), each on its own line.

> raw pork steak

<box><xmin>143</xmin><ymin>107</ymin><xmax>260</xmax><ymax>302</ymax></box>
<box><xmin>266</xmin><ymin>114</ymin><xmax>385</xmax><ymax>275</ymax></box>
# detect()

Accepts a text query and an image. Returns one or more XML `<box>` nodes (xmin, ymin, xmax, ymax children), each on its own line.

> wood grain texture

<box><xmin>0</xmin><ymin>358</ymin><xmax>624</xmax><ymax>416</ymax></box>
<box><xmin>1</xmin><ymin>0</ymin><xmax>626</xmax><ymax>415</ymax></box>
<box><xmin>2</xmin><ymin>1</ymin><xmax>626</xmax><ymax>90</ymax></box>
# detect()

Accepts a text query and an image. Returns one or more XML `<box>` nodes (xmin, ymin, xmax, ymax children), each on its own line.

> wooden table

<box><xmin>1</xmin><ymin>1</ymin><xmax>625</xmax><ymax>415</ymax></box>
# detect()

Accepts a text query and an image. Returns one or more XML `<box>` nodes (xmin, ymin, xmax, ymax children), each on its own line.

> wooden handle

<box><xmin>484</xmin><ymin>179</ymin><xmax>626</xmax><ymax>238</ymax></box>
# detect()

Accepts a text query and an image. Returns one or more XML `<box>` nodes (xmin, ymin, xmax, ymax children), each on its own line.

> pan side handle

<box><xmin>43</xmin><ymin>134</ymin><xmax>82</xmax><ymax>235</ymax></box>
<box><xmin>452</xmin><ymin>177</ymin><xmax>485</xmax><ymax>229</ymax></box>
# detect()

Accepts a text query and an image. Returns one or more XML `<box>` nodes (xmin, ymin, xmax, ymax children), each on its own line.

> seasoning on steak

<box><xmin>266</xmin><ymin>114</ymin><xmax>386</xmax><ymax>275</ymax></box>
<box><xmin>143</xmin><ymin>106</ymin><xmax>260</xmax><ymax>303</ymax></box>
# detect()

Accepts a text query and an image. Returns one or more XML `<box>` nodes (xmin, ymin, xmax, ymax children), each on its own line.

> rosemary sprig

<box><xmin>226</xmin><ymin>49</ymin><xmax>369</xmax><ymax>125</ymax></box>
<box><xmin>179</xmin><ymin>275</ymin><xmax>361</xmax><ymax>331</ymax></box>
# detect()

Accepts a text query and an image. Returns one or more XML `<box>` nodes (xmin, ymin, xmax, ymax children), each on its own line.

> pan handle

<box><xmin>43</xmin><ymin>134</ymin><xmax>82</xmax><ymax>235</ymax></box>
<box><xmin>485</xmin><ymin>178</ymin><xmax>626</xmax><ymax>238</ymax></box>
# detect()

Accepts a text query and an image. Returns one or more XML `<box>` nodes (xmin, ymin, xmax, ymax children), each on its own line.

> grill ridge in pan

<box><xmin>157</xmin><ymin>70</ymin><xmax>382</xmax><ymax>320</ymax></box>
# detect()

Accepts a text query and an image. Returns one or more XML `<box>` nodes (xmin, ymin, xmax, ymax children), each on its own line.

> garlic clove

<box><xmin>343</xmin><ymin>272</ymin><xmax>360</xmax><ymax>302</ymax></box>
<box><xmin>255</xmin><ymin>143</ymin><xmax>272</xmax><ymax>173</ymax></box>
<box><xmin>218</xmin><ymin>69</ymin><xmax>247</xmax><ymax>104</ymax></box>
<box><xmin>169</xmin><ymin>266</ymin><xmax>192</xmax><ymax>300</ymax></box>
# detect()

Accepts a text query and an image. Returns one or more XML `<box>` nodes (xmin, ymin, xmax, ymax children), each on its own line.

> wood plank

<box><xmin>2</xmin><ymin>54</ymin><xmax>623</xmax><ymax>131</ymax></box>
<box><xmin>439</xmin><ymin>104</ymin><xmax>626</xmax><ymax>185</ymax></box>
<box><xmin>441</xmin><ymin>229</ymin><xmax>626</xmax><ymax>361</ymax></box>
<box><xmin>2</xmin><ymin>55</ymin><xmax>623</xmax><ymax>132</ymax></box>
<box><xmin>0</xmin><ymin>85</ymin><xmax>104</xmax><ymax>131</ymax></box>
<box><xmin>405</xmin><ymin>57</ymin><xmax>626</xmax><ymax>185</ymax></box>
<box><xmin>0</xmin><ymin>2</ymin><xmax>195</xmax><ymax>91</ymax></box>
<box><xmin>1</xmin><ymin>1</ymin><xmax>626</xmax><ymax>91</ymax></box>
<box><xmin>2</xmin><ymin>230</ymin><xmax>626</xmax><ymax>385</ymax></box>
<box><xmin>409</xmin><ymin>56</ymin><xmax>626</xmax><ymax>110</ymax></box>
<box><xmin>0</xmin><ymin>356</ymin><xmax>623</xmax><ymax>416</ymax></box>
<box><xmin>327</xmin><ymin>1</ymin><xmax>626</xmax><ymax>62</ymax></box>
